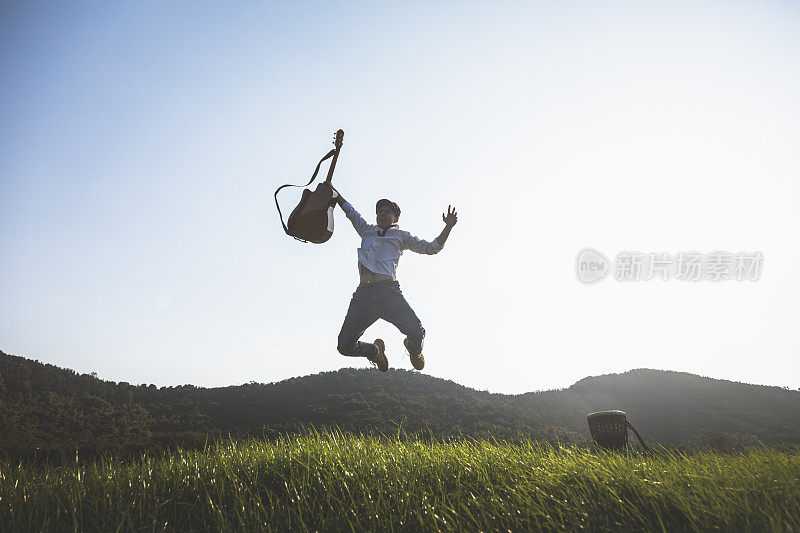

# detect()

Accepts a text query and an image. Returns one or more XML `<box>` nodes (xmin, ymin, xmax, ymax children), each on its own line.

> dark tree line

<box><xmin>1</xmin><ymin>350</ymin><xmax>798</xmax><ymax>460</ymax></box>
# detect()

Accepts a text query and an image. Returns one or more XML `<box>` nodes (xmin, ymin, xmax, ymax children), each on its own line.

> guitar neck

<box><xmin>325</xmin><ymin>129</ymin><xmax>344</xmax><ymax>183</ymax></box>
<box><xmin>324</xmin><ymin>148</ymin><xmax>340</xmax><ymax>183</ymax></box>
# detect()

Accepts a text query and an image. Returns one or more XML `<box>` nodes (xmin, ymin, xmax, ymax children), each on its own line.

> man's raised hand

<box><xmin>328</xmin><ymin>183</ymin><xmax>345</xmax><ymax>206</ymax></box>
<box><xmin>435</xmin><ymin>205</ymin><xmax>457</xmax><ymax>246</ymax></box>
<box><xmin>442</xmin><ymin>205</ymin><xmax>458</xmax><ymax>227</ymax></box>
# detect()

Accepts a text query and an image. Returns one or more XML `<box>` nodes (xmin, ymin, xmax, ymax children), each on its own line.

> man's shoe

<box><xmin>404</xmin><ymin>338</ymin><xmax>425</xmax><ymax>370</ymax></box>
<box><xmin>368</xmin><ymin>339</ymin><xmax>388</xmax><ymax>372</ymax></box>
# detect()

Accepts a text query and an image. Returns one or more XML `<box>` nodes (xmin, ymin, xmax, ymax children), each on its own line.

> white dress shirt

<box><xmin>341</xmin><ymin>201</ymin><xmax>443</xmax><ymax>279</ymax></box>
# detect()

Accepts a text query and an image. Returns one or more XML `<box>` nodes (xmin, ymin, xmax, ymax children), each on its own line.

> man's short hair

<box><xmin>376</xmin><ymin>199</ymin><xmax>401</xmax><ymax>218</ymax></box>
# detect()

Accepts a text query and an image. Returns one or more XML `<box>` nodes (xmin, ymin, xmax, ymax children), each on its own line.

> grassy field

<box><xmin>1</xmin><ymin>432</ymin><xmax>798</xmax><ymax>532</ymax></box>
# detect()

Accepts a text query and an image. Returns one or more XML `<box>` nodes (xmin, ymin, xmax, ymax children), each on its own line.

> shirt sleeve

<box><xmin>402</xmin><ymin>233</ymin><xmax>443</xmax><ymax>255</ymax></box>
<box><xmin>340</xmin><ymin>201</ymin><xmax>372</xmax><ymax>238</ymax></box>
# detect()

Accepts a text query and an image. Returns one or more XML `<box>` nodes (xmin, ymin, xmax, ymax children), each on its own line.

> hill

<box><xmin>1</xmin><ymin>349</ymin><xmax>798</xmax><ymax>457</ymax></box>
<box><xmin>512</xmin><ymin>369</ymin><xmax>800</xmax><ymax>445</ymax></box>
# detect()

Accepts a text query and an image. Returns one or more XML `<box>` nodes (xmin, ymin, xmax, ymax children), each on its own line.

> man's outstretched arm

<box><xmin>404</xmin><ymin>205</ymin><xmax>458</xmax><ymax>254</ymax></box>
<box><xmin>331</xmin><ymin>185</ymin><xmax>370</xmax><ymax>237</ymax></box>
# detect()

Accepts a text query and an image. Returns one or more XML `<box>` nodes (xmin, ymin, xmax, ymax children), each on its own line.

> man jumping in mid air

<box><xmin>331</xmin><ymin>188</ymin><xmax>457</xmax><ymax>372</ymax></box>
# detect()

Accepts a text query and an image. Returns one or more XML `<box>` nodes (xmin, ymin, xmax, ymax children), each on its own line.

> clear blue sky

<box><xmin>2</xmin><ymin>1</ymin><xmax>799</xmax><ymax>392</ymax></box>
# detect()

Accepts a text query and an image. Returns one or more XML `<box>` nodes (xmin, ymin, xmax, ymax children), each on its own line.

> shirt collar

<box><xmin>377</xmin><ymin>224</ymin><xmax>399</xmax><ymax>236</ymax></box>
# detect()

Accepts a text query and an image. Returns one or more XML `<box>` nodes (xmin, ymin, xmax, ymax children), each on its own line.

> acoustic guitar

<box><xmin>275</xmin><ymin>129</ymin><xmax>344</xmax><ymax>243</ymax></box>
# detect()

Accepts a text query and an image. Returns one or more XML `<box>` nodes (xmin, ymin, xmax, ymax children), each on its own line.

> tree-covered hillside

<box><xmin>513</xmin><ymin>369</ymin><xmax>800</xmax><ymax>445</ymax></box>
<box><xmin>1</xmin><ymin>350</ymin><xmax>798</xmax><ymax>458</ymax></box>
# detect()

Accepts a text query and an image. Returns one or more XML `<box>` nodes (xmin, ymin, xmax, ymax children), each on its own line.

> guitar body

<box><xmin>287</xmin><ymin>183</ymin><xmax>337</xmax><ymax>244</ymax></box>
<box><xmin>275</xmin><ymin>130</ymin><xmax>344</xmax><ymax>243</ymax></box>
<box><xmin>282</xmin><ymin>129</ymin><xmax>344</xmax><ymax>244</ymax></box>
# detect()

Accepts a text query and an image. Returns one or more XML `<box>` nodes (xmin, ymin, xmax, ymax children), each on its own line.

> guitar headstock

<box><xmin>333</xmin><ymin>129</ymin><xmax>344</xmax><ymax>149</ymax></box>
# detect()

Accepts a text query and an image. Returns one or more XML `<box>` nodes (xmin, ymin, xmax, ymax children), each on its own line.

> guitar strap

<box><xmin>274</xmin><ymin>149</ymin><xmax>336</xmax><ymax>238</ymax></box>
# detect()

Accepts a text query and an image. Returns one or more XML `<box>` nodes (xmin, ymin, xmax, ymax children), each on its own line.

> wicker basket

<box><xmin>587</xmin><ymin>410</ymin><xmax>629</xmax><ymax>450</ymax></box>
<box><xmin>587</xmin><ymin>410</ymin><xmax>651</xmax><ymax>452</ymax></box>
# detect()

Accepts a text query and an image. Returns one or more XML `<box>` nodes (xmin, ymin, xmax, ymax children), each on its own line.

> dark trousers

<box><xmin>337</xmin><ymin>280</ymin><xmax>425</xmax><ymax>358</ymax></box>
